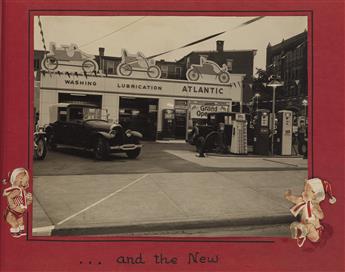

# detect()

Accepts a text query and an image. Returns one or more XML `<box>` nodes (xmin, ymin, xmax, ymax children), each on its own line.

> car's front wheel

<box><xmin>94</xmin><ymin>137</ymin><xmax>110</xmax><ymax>160</ymax></box>
<box><xmin>126</xmin><ymin>148</ymin><xmax>141</xmax><ymax>159</ymax></box>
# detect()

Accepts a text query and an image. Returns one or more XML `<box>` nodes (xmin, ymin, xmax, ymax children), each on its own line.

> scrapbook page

<box><xmin>1</xmin><ymin>0</ymin><xmax>344</xmax><ymax>271</ymax></box>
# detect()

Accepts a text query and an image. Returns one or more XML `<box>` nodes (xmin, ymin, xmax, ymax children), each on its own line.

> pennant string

<box><xmin>38</xmin><ymin>16</ymin><xmax>48</xmax><ymax>56</ymax></box>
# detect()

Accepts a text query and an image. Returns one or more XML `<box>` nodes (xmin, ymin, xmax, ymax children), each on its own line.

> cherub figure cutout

<box><xmin>3</xmin><ymin>168</ymin><xmax>32</xmax><ymax>238</ymax></box>
<box><xmin>285</xmin><ymin>178</ymin><xmax>336</xmax><ymax>247</ymax></box>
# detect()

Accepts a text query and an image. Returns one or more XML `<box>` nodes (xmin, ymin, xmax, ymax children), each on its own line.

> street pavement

<box><xmin>32</xmin><ymin>142</ymin><xmax>308</xmax><ymax>236</ymax></box>
<box><xmin>33</xmin><ymin>142</ymin><xmax>206</xmax><ymax>176</ymax></box>
<box><xmin>33</xmin><ymin>142</ymin><xmax>307</xmax><ymax>176</ymax></box>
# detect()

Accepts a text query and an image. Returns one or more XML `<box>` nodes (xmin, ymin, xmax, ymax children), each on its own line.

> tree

<box><xmin>251</xmin><ymin>68</ymin><xmax>272</xmax><ymax>101</ymax></box>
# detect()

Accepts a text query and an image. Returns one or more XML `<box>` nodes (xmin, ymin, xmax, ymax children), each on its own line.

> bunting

<box><xmin>37</xmin><ymin>16</ymin><xmax>48</xmax><ymax>56</ymax></box>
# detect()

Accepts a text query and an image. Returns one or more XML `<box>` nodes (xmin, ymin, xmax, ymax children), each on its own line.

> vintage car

<box><xmin>45</xmin><ymin>103</ymin><xmax>142</xmax><ymax>160</ymax></box>
<box><xmin>188</xmin><ymin>112</ymin><xmax>249</xmax><ymax>153</ymax></box>
<box><xmin>187</xmin><ymin>112</ymin><xmax>233</xmax><ymax>153</ymax></box>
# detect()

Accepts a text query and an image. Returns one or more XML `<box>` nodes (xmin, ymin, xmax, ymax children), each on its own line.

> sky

<box><xmin>34</xmin><ymin>16</ymin><xmax>308</xmax><ymax>70</ymax></box>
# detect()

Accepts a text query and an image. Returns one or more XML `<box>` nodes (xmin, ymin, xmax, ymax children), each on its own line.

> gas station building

<box><xmin>35</xmin><ymin>40</ymin><xmax>255</xmax><ymax>140</ymax></box>
<box><xmin>39</xmin><ymin>72</ymin><xmax>245</xmax><ymax>140</ymax></box>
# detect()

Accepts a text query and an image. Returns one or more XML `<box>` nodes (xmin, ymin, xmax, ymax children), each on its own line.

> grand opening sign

<box><xmin>41</xmin><ymin>73</ymin><xmax>244</xmax><ymax>102</ymax></box>
<box><xmin>190</xmin><ymin>104</ymin><xmax>229</xmax><ymax>119</ymax></box>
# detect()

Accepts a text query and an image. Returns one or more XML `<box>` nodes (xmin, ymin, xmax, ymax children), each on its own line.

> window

<box><xmin>104</xmin><ymin>60</ymin><xmax>115</xmax><ymax>74</ymax></box>
<box><xmin>226</xmin><ymin>59</ymin><xmax>233</xmax><ymax>72</ymax></box>
<box><xmin>58</xmin><ymin>108</ymin><xmax>67</xmax><ymax>121</ymax></box>
<box><xmin>161</xmin><ymin>65</ymin><xmax>168</xmax><ymax>78</ymax></box>
<box><xmin>175</xmin><ymin>100</ymin><xmax>188</xmax><ymax>109</ymax></box>
<box><xmin>175</xmin><ymin>67</ymin><xmax>182</xmax><ymax>79</ymax></box>
<box><xmin>102</xmin><ymin>60</ymin><xmax>107</xmax><ymax>72</ymax></box>
<box><xmin>58</xmin><ymin>93</ymin><xmax>102</xmax><ymax>108</ymax></box>
<box><xmin>69</xmin><ymin>107</ymin><xmax>84</xmax><ymax>121</ymax></box>
<box><xmin>186</xmin><ymin>57</ymin><xmax>190</xmax><ymax>68</ymax></box>
<box><xmin>34</xmin><ymin>59</ymin><xmax>40</xmax><ymax>70</ymax></box>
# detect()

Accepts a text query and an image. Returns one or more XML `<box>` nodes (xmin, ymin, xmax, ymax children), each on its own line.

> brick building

<box><xmin>263</xmin><ymin>31</ymin><xmax>308</xmax><ymax>115</ymax></box>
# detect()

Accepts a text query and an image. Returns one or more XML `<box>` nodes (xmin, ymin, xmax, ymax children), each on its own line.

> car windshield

<box><xmin>69</xmin><ymin>107</ymin><xmax>108</xmax><ymax>122</ymax></box>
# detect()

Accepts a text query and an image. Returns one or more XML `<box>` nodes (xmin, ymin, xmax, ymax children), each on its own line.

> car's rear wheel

<box><xmin>94</xmin><ymin>137</ymin><xmax>110</xmax><ymax>160</ymax></box>
<box><xmin>218</xmin><ymin>71</ymin><xmax>230</xmax><ymax>83</ymax></box>
<box><xmin>34</xmin><ymin>138</ymin><xmax>47</xmax><ymax>160</ymax></box>
<box><xmin>147</xmin><ymin>66</ymin><xmax>161</xmax><ymax>78</ymax></box>
<box><xmin>126</xmin><ymin>148</ymin><xmax>141</xmax><ymax>159</ymax></box>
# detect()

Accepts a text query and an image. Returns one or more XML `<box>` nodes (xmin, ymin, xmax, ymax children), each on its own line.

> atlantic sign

<box><xmin>41</xmin><ymin>73</ymin><xmax>244</xmax><ymax>102</ymax></box>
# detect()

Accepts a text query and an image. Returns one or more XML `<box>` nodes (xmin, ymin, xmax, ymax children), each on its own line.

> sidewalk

<box><xmin>32</xmin><ymin>169</ymin><xmax>307</xmax><ymax>236</ymax></box>
<box><xmin>165</xmin><ymin>150</ymin><xmax>308</xmax><ymax>170</ymax></box>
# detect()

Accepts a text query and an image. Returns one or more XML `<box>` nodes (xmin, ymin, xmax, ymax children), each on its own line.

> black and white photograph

<box><xmin>32</xmin><ymin>15</ymin><xmax>309</xmax><ymax>237</ymax></box>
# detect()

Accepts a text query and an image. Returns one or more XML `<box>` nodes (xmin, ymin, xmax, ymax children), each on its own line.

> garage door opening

<box><xmin>58</xmin><ymin>93</ymin><xmax>102</xmax><ymax>108</ymax></box>
<box><xmin>119</xmin><ymin>97</ymin><xmax>158</xmax><ymax>141</ymax></box>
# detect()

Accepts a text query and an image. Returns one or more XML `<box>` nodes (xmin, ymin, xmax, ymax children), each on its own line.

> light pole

<box><xmin>254</xmin><ymin>93</ymin><xmax>261</xmax><ymax>111</ymax></box>
<box><xmin>267</xmin><ymin>78</ymin><xmax>284</xmax><ymax>156</ymax></box>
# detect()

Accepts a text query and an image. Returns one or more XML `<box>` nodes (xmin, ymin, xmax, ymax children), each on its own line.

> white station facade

<box><xmin>38</xmin><ymin>44</ymin><xmax>246</xmax><ymax>140</ymax></box>
<box><xmin>39</xmin><ymin>72</ymin><xmax>245</xmax><ymax>139</ymax></box>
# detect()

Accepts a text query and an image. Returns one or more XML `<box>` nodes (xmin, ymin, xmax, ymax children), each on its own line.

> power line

<box><xmin>148</xmin><ymin>16</ymin><xmax>265</xmax><ymax>59</ymax></box>
<box><xmin>79</xmin><ymin>16</ymin><xmax>146</xmax><ymax>48</ymax></box>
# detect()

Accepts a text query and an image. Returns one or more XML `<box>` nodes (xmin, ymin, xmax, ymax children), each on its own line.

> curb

<box><xmin>51</xmin><ymin>214</ymin><xmax>295</xmax><ymax>236</ymax></box>
<box><xmin>206</xmin><ymin>153</ymin><xmax>304</xmax><ymax>159</ymax></box>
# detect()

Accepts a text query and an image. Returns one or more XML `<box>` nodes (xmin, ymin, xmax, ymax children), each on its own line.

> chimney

<box><xmin>216</xmin><ymin>40</ymin><xmax>224</xmax><ymax>52</ymax></box>
<box><xmin>99</xmin><ymin>47</ymin><xmax>105</xmax><ymax>57</ymax></box>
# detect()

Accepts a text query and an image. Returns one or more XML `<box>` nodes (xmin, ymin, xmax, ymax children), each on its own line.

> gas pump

<box><xmin>253</xmin><ymin>109</ymin><xmax>270</xmax><ymax>155</ymax></box>
<box><xmin>230</xmin><ymin>113</ymin><xmax>248</xmax><ymax>154</ymax></box>
<box><xmin>275</xmin><ymin>110</ymin><xmax>293</xmax><ymax>155</ymax></box>
<box><xmin>162</xmin><ymin>109</ymin><xmax>175</xmax><ymax>138</ymax></box>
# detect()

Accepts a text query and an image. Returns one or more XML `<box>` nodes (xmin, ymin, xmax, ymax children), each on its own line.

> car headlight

<box><xmin>125</xmin><ymin>129</ymin><xmax>132</xmax><ymax>137</ymax></box>
<box><xmin>109</xmin><ymin>124</ymin><xmax>118</xmax><ymax>137</ymax></box>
